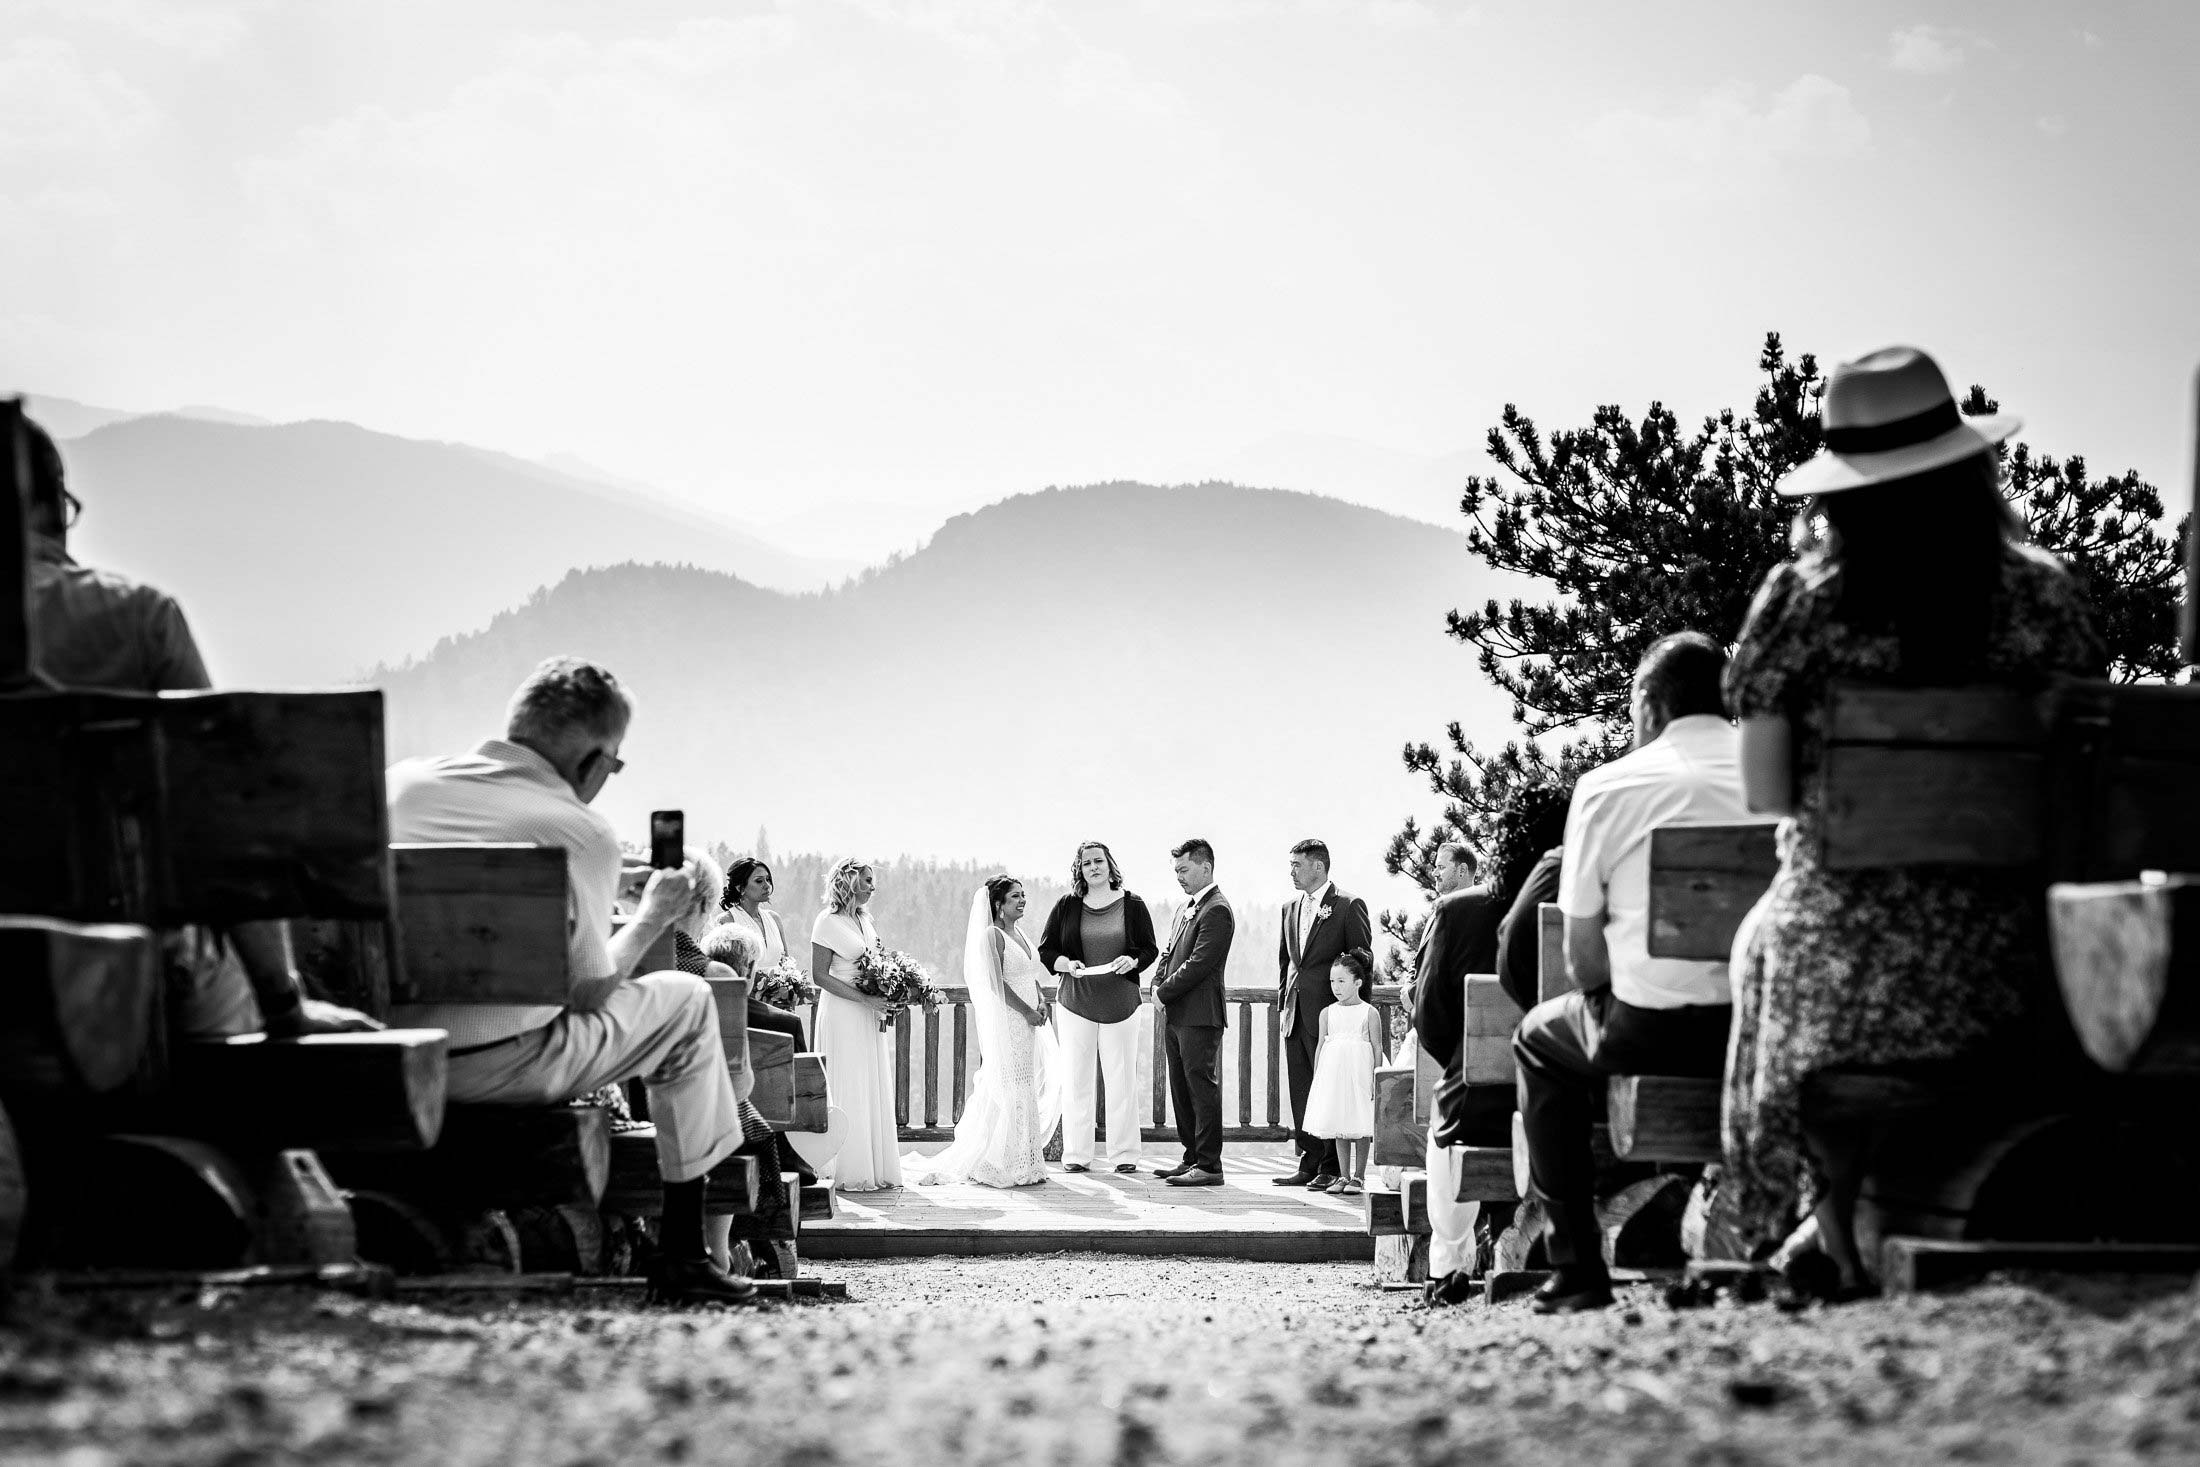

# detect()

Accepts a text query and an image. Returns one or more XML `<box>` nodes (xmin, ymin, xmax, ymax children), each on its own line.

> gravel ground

<box><xmin>3</xmin><ymin>1257</ymin><xmax>2199</xmax><ymax>1466</ymax></box>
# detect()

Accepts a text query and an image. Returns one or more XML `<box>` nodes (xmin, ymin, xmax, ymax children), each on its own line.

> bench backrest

<box><xmin>1647</xmin><ymin>822</ymin><xmax>1779</xmax><ymax>960</ymax></box>
<box><xmin>0</xmin><ymin>689</ymin><xmax>390</xmax><ymax>924</ymax></box>
<box><xmin>1821</xmin><ymin>680</ymin><xmax>2200</xmax><ymax>879</ymax></box>
<box><xmin>1537</xmin><ymin>902</ymin><xmax>1566</xmax><ymax>1005</ymax></box>
<box><xmin>389</xmin><ymin>843</ymin><xmax>570</xmax><ymax>1006</ymax></box>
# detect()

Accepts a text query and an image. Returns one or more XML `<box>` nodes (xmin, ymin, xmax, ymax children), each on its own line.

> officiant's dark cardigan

<box><xmin>1038</xmin><ymin>890</ymin><xmax>1161</xmax><ymax>1023</ymax></box>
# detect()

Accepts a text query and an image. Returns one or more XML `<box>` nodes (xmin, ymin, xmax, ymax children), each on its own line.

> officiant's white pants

<box><xmin>1058</xmin><ymin>1009</ymin><xmax>1143</xmax><ymax>1168</ymax></box>
<box><xmin>1426</xmin><ymin>1128</ymin><xmax>1481</xmax><ymax>1277</ymax></box>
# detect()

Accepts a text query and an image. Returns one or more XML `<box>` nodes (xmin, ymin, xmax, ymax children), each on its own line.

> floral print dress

<box><xmin>1716</xmin><ymin>541</ymin><xmax>2106</xmax><ymax>1252</ymax></box>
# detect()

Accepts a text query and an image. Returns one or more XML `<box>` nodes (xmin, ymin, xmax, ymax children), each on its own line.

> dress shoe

<box><xmin>1114</xmin><ymin>1163</ymin><xmax>1139</xmax><ymax>1174</ymax></box>
<box><xmin>1530</xmin><ymin>1267</ymin><xmax>1614</xmax><ymax>1314</ymax></box>
<box><xmin>1308</xmin><ymin>1173</ymin><xmax>1340</xmax><ymax>1193</ymax></box>
<box><xmin>1271</xmin><ymin>1171</ymin><xmax>1319</xmax><ymax>1188</ymax></box>
<box><xmin>1063</xmin><ymin>1163</ymin><xmax>1090</xmax><ymax>1173</ymax></box>
<box><xmin>1422</xmin><ymin>1271</ymin><xmax>1479</xmax><ymax>1307</ymax></box>
<box><xmin>1154</xmin><ymin>1162</ymin><xmax>1195</xmax><ymax>1180</ymax></box>
<box><xmin>1165</xmin><ymin>1167</ymin><xmax>1225</xmax><ymax>1187</ymax></box>
<box><xmin>647</xmin><ymin>1256</ymin><xmax>759</xmax><ymax>1307</ymax></box>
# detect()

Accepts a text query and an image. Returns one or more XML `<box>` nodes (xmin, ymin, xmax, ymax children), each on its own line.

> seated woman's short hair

<box><xmin>703</xmin><ymin>921</ymin><xmax>763</xmax><ymax>975</ymax></box>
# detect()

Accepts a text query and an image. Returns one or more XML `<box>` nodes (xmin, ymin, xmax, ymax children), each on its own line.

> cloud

<box><xmin>0</xmin><ymin>38</ymin><xmax>160</xmax><ymax>158</ymax></box>
<box><xmin>2037</xmin><ymin>115</ymin><xmax>2069</xmax><ymax>137</ymax></box>
<box><xmin>1136</xmin><ymin>0</ymin><xmax>1474</xmax><ymax>27</ymax></box>
<box><xmin>1887</xmin><ymin>24</ymin><xmax>1966</xmax><ymax>75</ymax></box>
<box><xmin>1581</xmin><ymin>74</ymin><xmax>1869</xmax><ymax>170</ymax></box>
<box><xmin>0</xmin><ymin>0</ymin><xmax>263</xmax><ymax>60</ymax></box>
<box><xmin>2079</xmin><ymin>29</ymin><xmax>2105</xmax><ymax>49</ymax></box>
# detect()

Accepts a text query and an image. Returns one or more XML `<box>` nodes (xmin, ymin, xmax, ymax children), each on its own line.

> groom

<box><xmin>1276</xmin><ymin>838</ymin><xmax>1372</xmax><ymax>1189</ymax></box>
<box><xmin>1154</xmin><ymin>837</ymin><xmax>1234</xmax><ymax>1187</ymax></box>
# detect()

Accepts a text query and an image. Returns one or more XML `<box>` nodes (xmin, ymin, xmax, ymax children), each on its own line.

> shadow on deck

<box><xmin>802</xmin><ymin>1142</ymin><xmax>1373</xmax><ymax>1262</ymax></box>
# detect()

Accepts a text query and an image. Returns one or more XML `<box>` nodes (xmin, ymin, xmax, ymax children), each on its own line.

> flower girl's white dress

<box><xmin>1302</xmin><ymin>1003</ymin><xmax>1377</xmax><ymax>1139</ymax></box>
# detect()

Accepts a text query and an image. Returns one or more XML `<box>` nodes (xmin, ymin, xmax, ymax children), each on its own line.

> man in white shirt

<box><xmin>1512</xmin><ymin>632</ymin><xmax>1760</xmax><ymax>1313</ymax></box>
<box><xmin>386</xmin><ymin>656</ymin><xmax>752</xmax><ymax>1306</ymax></box>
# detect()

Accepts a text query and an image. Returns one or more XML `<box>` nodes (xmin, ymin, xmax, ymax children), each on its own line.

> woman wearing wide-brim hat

<box><xmin>1709</xmin><ymin>345</ymin><xmax>2108</xmax><ymax>1294</ymax></box>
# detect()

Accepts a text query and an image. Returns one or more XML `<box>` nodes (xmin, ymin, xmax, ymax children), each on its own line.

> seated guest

<box><xmin>386</xmin><ymin>655</ymin><xmax>755</xmax><ymax>1305</ymax></box>
<box><xmin>1493</xmin><ymin>785</ymin><xmax>1574</xmax><ymax>1014</ymax></box>
<box><xmin>1409</xmin><ymin>839</ymin><xmax>1502</xmax><ymax>1304</ymax></box>
<box><xmin>1513</xmin><ymin>632</ymin><xmax>1759</xmax><ymax>1313</ymax></box>
<box><xmin>15</xmin><ymin>412</ymin><xmax>376</xmax><ymax>1039</ymax></box>
<box><xmin>700</xmin><ymin>921</ymin><xmax>819</xmax><ymax>1189</ymax></box>
<box><xmin>717</xmin><ymin>855</ymin><xmax>809</xmax><ymax>1050</ymax></box>
<box><xmin>1721</xmin><ymin>346</ymin><xmax>2106</xmax><ymax>1291</ymax></box>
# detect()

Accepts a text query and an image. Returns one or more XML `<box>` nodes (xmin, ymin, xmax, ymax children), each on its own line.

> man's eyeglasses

<box><xmin>599</xmin><ymin>751</ymin><xmax>626</xmax><ymax>777</ymax></box>
<box><xmin>58</xmin><ymin>490</ymin><xmax>82</xmax><ymax>529</ymax></box>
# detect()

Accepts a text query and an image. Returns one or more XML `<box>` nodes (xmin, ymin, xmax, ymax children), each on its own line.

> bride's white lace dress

<box><xmin>908</xmin><ymin>896</ymin><xmax>1062</xmax><ymax>1188</ymax></box>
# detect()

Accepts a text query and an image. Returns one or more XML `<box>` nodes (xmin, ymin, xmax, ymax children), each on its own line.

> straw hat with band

<box><xmin>1778</xmin><ymin>345</ymin><xmax>2019</xmax><ymax>499</ymax></box>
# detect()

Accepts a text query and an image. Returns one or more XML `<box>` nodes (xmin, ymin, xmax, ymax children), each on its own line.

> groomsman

<box><xmin>1275</xmin><ymin>839</ymin><xmax>1372</xmax><ymax>1189</ymax></box>
<box><xmin>1154</xmin><ymin>838</ymin><xmax>1234</xmax><ymax>1187</ymax></box>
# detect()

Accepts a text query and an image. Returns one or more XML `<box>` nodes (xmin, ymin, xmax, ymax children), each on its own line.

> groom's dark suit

<box><xmin>1278</xmin><ymin>880</ymin><xmax>1373</xmax><ymax>1178</ymax></box>
<box><xmin>1154</xmin><ymin>887</ymin><xmax>1234</xmax><ymax>1172</ymax></box>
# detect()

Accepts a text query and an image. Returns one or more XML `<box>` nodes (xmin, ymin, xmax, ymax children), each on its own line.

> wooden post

<box><xmin>0</xmin><ymin>397</ymin><xmax>38</xmax><ymax>693</ymax></box>
<box><xmin>893</xmin><ymin>1007</ymin><xmax>911</xmax><ymax>1128</ymax></box>
<box><xmin>922</xmin><ymin>1007</ymin><xmax>939</xmax><ymax>1128</ymax></box>
<box><xmin>1152</xmin><ymin>1005</ymin><xmax>1167</xmax><ymax>1125</ymax></box>
<box><xmin>1266</xmin><ymin>1002</ymin><xmax>1280</xmax><ymax>1127</ymax></box>
<box><xmin>951</xmin><ymin>1004</ymin><xmax>968</xmax><ymax>1120</ymax></box>
<box><xmin>1237</xmin><ymin>1001</ymin><xmax>1252</xmax><ymax>1126</ymax></box>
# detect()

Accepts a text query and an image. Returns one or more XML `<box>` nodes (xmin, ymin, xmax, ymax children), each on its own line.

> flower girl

<box><xmin>1302</xmin><ymin>947</ymin><xmax>1385</xmax><ymax>1195</ymax></box>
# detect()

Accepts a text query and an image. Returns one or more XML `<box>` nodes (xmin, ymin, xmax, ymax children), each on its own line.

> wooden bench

<box><xmin>1809</xmin><ymin>680</ymin><xmax>2200</xmax><ymax>1288</ymax></box>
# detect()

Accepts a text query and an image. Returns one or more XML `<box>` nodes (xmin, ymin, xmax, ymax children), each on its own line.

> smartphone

<box><xmin>650</xmin><ymin>810</ymin><xmax>685</xmax><ymax>870</ymax></box>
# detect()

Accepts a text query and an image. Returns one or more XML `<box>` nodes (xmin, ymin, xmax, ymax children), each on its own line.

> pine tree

<box><xmin>1387</xmin><ymin>333</ymin><xmax>2187</xmax><ymax>923</ymax></box>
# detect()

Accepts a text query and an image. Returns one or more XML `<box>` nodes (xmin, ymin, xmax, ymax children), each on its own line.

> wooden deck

<box><xmin>801</xmin><ymin>1141</ymin><xmax>1373</xmax><ymax>1262</ymax></box>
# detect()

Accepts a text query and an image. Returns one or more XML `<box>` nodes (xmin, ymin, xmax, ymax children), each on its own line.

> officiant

<box><xmin>1038</xmin><ymin>841</ymin><xmax>1161</xmax><ymax>1174</ymax></box>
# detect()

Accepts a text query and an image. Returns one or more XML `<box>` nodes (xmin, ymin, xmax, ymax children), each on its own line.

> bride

<box><xmin>908</xmin><ymin>875</ymin><xmax>1063</xmax><ymax>1188</ymax></box>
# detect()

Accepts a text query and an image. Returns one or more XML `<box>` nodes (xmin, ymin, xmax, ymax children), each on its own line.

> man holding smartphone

<box><xmin>386</xmin><ymin>656</ymin><xmax>754</xmax><ymax>1306</ymax></box>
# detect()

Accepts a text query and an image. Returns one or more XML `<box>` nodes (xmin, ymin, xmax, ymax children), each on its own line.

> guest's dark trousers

<box><xmin>1284</xmin><ymin>1025</ymin><xmax>1338</xmax><ymax>1177</ymax></box>
<box><xmin>1164</xmin><ymin>1022</ymin><xmax>1225</xmax><ymax>1172</ymax></box>
<box><xmin>747</xmin><ymin>998</ymin><xmax>808</xmax><ymax>1052</ymax></box>
<box><xmin>1513</xmin><ymin>986</ymin><xmax>1731</xmax><ymax>1270</ymax></box>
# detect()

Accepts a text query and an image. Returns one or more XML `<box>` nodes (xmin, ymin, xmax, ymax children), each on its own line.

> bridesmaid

<box><xmin>810</xmin><ymin>857</ymin><xmax>903</xmax><ymax>1191</ymax></box>
<box><xmin>720</xmin><ymin>854</ymin><xmax>809</xmax><ymax>1050</ymax></box>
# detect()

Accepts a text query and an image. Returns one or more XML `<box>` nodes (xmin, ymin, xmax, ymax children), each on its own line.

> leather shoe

<box><xmin>1422</xmin><ymin>1271</ymin><xmax>1478</xmax><ymax>1307</ymax></box>
<box><xmin>648</xmin><ymin>1256</ymin><xmax>759</xmax><ymax>1307</ymax></box>
<box><xmin>1165</xmin><ymin>1167</ymin><xmax>1224</xmax><ymax>1187</ymax></box>
<box><xmin>1114</xmin><ymin>1163</ymin><xmax>1139</xmax><ymax>1174</ymax></box>
<box><xmin>1154</xmin><ymin>1162</ymin><xmax>1195</xmax><ymax>1180</ymax></box>
<box><xmin>1308</xmin><ymin>1173</ymin><xmax>1340</xmax><ymax>1192</ymax></box>
<box><xmin>1530</xmin><ymin>1267</ymin><xmax>1614</xmax><ymax>1314</ymax></box>
<box><xmin>1063</xmin><ymin>1163</ymin><xmax>1090</xmax><ymax>1173</ymax></box>
<box><xmin>1271</xmin><ymin>1171</ymin><xmax>1319</xmax><ymax>1187</ymax></box>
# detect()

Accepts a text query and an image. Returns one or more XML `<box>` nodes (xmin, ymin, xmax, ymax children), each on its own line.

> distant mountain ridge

<box><xmin>379</xmin><ymin>481</ymin><xmax>1521</xmax><ymax>901</ymax></box>
<box><xmin>57</xmin><ymin>414</ymin><xmax>858</xmax><ymax>684</ymax></box>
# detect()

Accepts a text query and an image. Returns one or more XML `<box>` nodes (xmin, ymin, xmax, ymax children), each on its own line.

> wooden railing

<box><xmin>887</xmin><ymin>984</ymin><xmax>1404</xmax><ymax>1143</ymax></box>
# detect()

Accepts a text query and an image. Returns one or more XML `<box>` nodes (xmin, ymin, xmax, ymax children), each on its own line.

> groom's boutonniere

<box><xmin>1316</xmin><ymin>904</ymin><xmax>1333</xmax><ymax>922</ymax></box>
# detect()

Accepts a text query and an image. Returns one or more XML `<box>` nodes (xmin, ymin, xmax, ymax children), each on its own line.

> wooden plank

<box><xmin>1881</xmin><ymin>1238</ymin><xmax>2200</xmax><ymax>1297</ymax></box>
<box><xmin>1647</xmin><ymin>823</ymin><xmax>1779</xmax><ymax>960</ymax></box>
<box><xmin>1462</xmin><ymin>974</ymin><xmax>1523</xmax><ymax>1036</ymax></box>
<box><xmin>952</xmin><ymin>1004</ymin><xmax>968</xmax><ymax>1119</ymax></box>
<box><xmin>1266</xmin><ymin>1001</ymin><xmax>1280</xmax><ymax>1127</ymax></box>
<box><xmin>295</xmin><ymin>917</ymin><xmax>395</xmax><ymax>1020</ymax></box>
<box><xmin>1371</xmin><ymin>1062</ymin><xmax>1421</xmax><ymax>1168</ymax></box>
<box><xmin>1237</xmin><ymin>1003</ymin><xmax>1253</xmax><ymax>1126</ymax></box>
<box><xmin>923</xmin><ymin>1005</ymin><xmax>940</xmax><ymax>1127</ymax></box>
<box><xmin>789</xmin><ymin>1054</ymin><xmax>829</xmax><ymax>1133</ymax></box>
<box><xmin>170</xmin><ymin>1029</ymin><xmax>448</xmax><ymax>1152</ymax></box>
<box><xmin>1459</xmin><ymin>1033</ymin><xmax>1516</xmax><ymax>1087</ymax></box>
<box><xmin>0</xmin><ymin>915</ymin><xmax>162</xmax><ymax>1096</ymax></box>
<box><xmin>799</xmin><ymin>1182</ymin><xmax>836</xmax><ymax>1223</ymax></box>
<box><xmin>600</xmin><ymin>1130</ymin><xmax>760</xmax><ymax>1216</ymax></box>
<box><xmin>328</xmin><ymin>1105</ymin><xmax>610</xmax><ymax>1210</ymax></box>
<box><xmin>747</xmin><ymin>1029</ymin><xmax>798</xmax><ymax>1126</ymax></box>
<box><xmin>1</xmin><ymin>397</ymin><xmax>37</xmax><ymax>693</ymax></box>
<box><xmin>1152</xmin><ymin>1005</ymin><xmax>1167</xmax><ymax>1124</ymax></box>
<box><xmin>1455</xmin><ymin>1146</ymin><xmax>1517</xmax><ymax>1203</ymax></box>
<box><xmin>894</xmin><ymin>1008</ymin><xmax>911</xmax><ymax>1129</ymax></box>
<box><xmin>1606</xmin><ymin>1074</ymin><xmax>1721</xmax><ymax>1163</ymax></box>
<box><xmin>389</xmin><ymin>844</ymin><xmax>568</xmax><ymax>1006</ymax></box>
<box><xmin>1827</xmin><ymin>683</ymin><xmax>2045</xmax><ymax>744</ymax></box>
<box><xmin>2048</xmin><ymin>877</ymin><xmax>2200</xmax><ymax>1074</ymax></box>
<box><xmin>1363</xmin><ymin>1187</ymin><xmax>1408</xmax><ymax>1236</ymax></box>
<box><xmin>706</xmin><ymin>977</ymin><xmax>752</xmax><ymax>1099</ymax></box>
<box><xmin>1402</xmin><ymin>1174</ymin><xmax>1428</xmax><ymax>1234</ymax></box>
<box><xmin>1412</xmin><ymin>1039</ymin><xmax>1438</xmax><ymax>1125</ymax></box>
<box><xmin>1537</xmin><ymin>903</ymin><xmax>1567</xmax><ymax>1005</ymax></box>
<box><xmin>1821</xmin><ymin>745</ymin><xmax>2044</xmax><ymax>869</ymax></box>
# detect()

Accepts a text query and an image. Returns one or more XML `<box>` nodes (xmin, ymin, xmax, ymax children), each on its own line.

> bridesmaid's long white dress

<box><xmin>811</xmin><ymin>908</ymin><xmax>902</xmax><ymax>1192</ymax></box>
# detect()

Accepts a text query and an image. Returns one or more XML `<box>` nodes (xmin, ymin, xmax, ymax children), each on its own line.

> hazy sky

<box><xmin>5</xmin><ymin>0</ymin><xmax>2195</xmax><ymax>556</ymax></box>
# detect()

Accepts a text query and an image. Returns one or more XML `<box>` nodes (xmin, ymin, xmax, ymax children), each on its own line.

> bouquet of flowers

<box><xmin>750</xmin><ymin>952</ymin><xmax>819</xmax><ymax>1010</ymax></box>
<box><xmin>852</xmin><ymin>946</ymin><xmax>943</xmax><ymax>1031</ymax></box>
